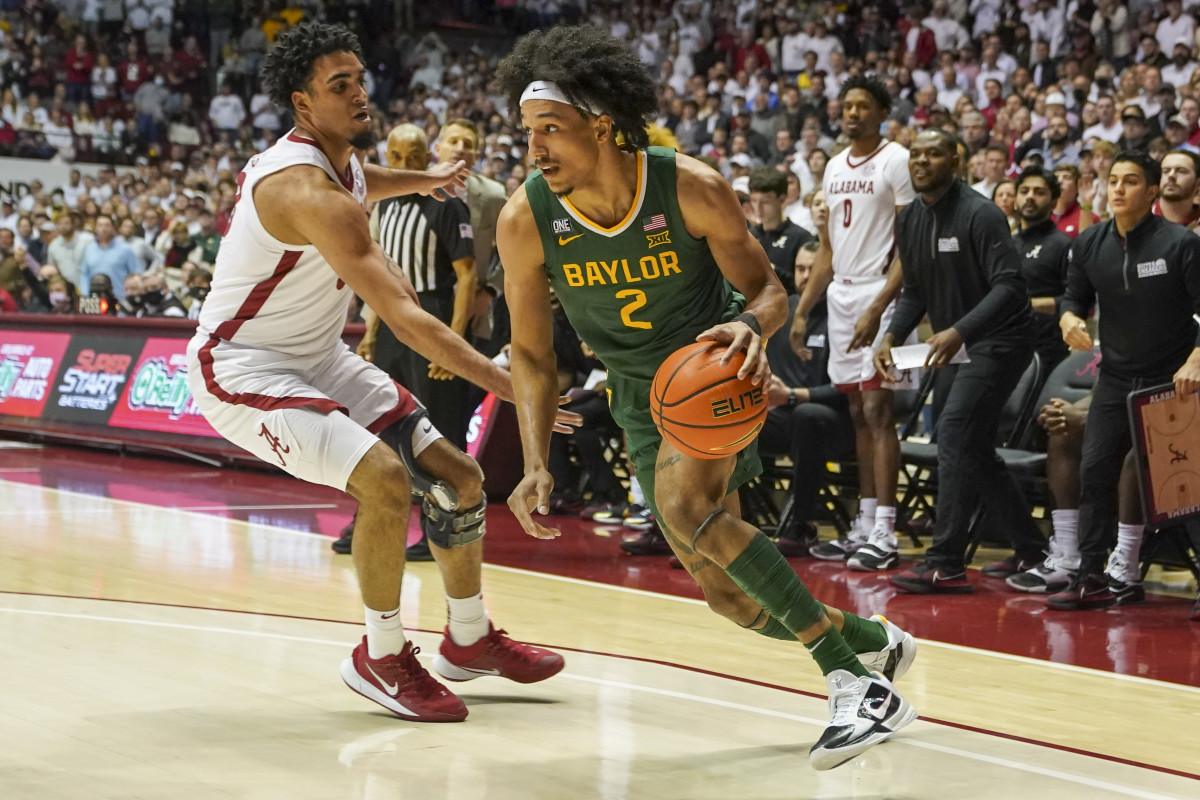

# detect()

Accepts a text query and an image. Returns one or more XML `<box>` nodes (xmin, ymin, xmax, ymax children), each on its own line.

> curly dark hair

<box><xmin>838</xmin><ymin>73</ymin><xmax>892</xmax><ymax>114</ymax></box>
<box><xmin>493</xmin><ymin>25</ymin><xmax>658</xmax><ymax>150</ymax></box>
<box><xmin>261</xmin><ymin>22</ymin><xmax>364</xmax><ymax>112</ymax></box>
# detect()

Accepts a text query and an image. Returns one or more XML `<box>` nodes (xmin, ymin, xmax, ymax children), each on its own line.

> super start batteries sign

<box><xmin>0</xmin><ymin>328</ymin><xmax>219</xmax><ymax>438</ymax></box>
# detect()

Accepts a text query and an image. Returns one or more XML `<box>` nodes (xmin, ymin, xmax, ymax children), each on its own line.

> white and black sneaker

<box><xmin>1006</xmin><ymin>538</ymin><xmax>1078</xmax><ymax>593</ymax></box>
<box><xmin>1104</xmin><ymin>551</ymin><xmax>1146</xmax><ymax>605</ymax></box>
<box><xmin>846</xmin><ymin>529</ymin><xmax>901</xmax><ymax>572</ymax></box>
<box><xmin>810</xmin><ymin>516</ymin><xmax>870</xmax><ymax>562</ymax></box>
<box><xmin>809</xmin><ymin>670</ymin><xmax>917</xmax><ymax>770</ymax></box>
<box><xmin>857</xmin><ymin>615</ymin><xmax>918</xmax><ymax>682</ymax></box>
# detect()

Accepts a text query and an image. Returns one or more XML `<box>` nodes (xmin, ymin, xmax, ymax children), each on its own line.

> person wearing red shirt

<box><xmin>64</xmin><ymin>34</ymin><xmax>95</xmax><ymax>105</ymax></box>
<box><xmin>733</xmin><ymin>28</ymin><xmax>771</xmax><ymax>74</ymax></box>
<box><xmin>175</xmin><ymin>36</ymin><xmax>209</xmax><ymax>104</ymax></box>
<box><xmin>118</xmin><ymin>41</ymin><xmax>151</xmax><ymax>99</ymax></box>
<box><xmin>1051</xmin><ymin>164</ymin><xmax>1099</xmax><ymax>238</ymax></box>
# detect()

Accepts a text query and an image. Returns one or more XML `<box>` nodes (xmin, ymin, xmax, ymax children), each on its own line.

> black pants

<box><xmin>1076</xmin><ymin>370</ymin><xmax>1170</xmax><ymax>575</ymax></box>
<box><xmin>759</xmin><ymin>399</ymin><xmax>854</xmax><ymax>524</ymax></box>
<box><xmin>374</xmin><ymin>290</ymin><xmax>473</xmax><ymax>450</ymax></box>
<box><xmin>926</xmin><ymin>338</ymin><xmax>1046</xmax><ymax>570</ymax></box>
<box><xmin>548</xmin><ymin>393</ymin><xmax>624</xmax><ymax>503</ymax></box>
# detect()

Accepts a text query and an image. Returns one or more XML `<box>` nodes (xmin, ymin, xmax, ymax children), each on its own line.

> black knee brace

<box><xmin>422</xmin><ymin>498</ymin><xmax>487</xmax><ymax>549</ymax></box>
<box><xmin>380</xmin><ymin>407</ymin><xmax>458</xmax><ymax>511</ymax></box>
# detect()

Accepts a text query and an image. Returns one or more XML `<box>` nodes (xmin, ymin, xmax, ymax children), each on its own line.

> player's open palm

<box><xmin>509</xmin><ymin>469</ymin><xmax>564</xmax><ymax>540</ymax></box>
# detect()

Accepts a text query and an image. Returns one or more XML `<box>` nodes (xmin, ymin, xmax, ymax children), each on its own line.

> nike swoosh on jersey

<box><xmin>558</xmin><ymin>233</ymin><xmax>585</xmax><ymax>245</ymax></box>
<box><xmin>366</xmin><ymin>663</ymin><xmax>399</xmax><ymax>694</ymax></box>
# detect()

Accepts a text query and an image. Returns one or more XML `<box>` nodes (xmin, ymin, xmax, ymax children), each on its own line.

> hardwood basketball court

<box><xmin>1</xmin><ymin>443</ymin><xmax>1198</xmax><ymax>798</ymax></box>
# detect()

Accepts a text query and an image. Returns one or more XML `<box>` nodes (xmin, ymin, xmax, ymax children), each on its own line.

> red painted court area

<box><xmin>5</xmin><ymin>445</ymin><xmax>1199</xmax><ymax>688</ymax></box>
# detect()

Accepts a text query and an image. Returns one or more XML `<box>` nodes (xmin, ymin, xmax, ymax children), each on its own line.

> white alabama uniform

<box><xmin>823</xmin><ymin>139</ymin><xmax>917</xmax><ymax>391</ymax></box>
<box><xmin>186</xmin><ymin>130</ymin><xmax>435</xmax><ymax>490</ymax></box>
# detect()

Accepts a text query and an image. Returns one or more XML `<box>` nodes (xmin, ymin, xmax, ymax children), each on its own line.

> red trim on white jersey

<box><xmin>199</xmin><ymin>250</ymin><xmax>346</xmax><ymax>414</ymax></box>
<box><xmin>845</xmin><ymin>140</ymin><xmax>890</xmax><ymax>169</ymax></box>
<box><xmin>366</xmin><ymin>384</ymin><xmax>419</xmax><ymax>433</ymax></box>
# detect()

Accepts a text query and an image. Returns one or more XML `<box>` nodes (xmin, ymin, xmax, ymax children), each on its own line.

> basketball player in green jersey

<box><xmin>494</xmin><ymin>26</ymin><xmax>917</xmax><ymax>769</ymax></box>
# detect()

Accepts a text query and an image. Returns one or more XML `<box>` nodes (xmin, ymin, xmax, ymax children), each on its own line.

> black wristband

<box><xmin>734</xmin><ymin>311</ymin><xmax>762</xmax><ymax>336</ymax></box>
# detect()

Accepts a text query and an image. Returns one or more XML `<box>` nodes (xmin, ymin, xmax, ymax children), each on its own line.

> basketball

<box><xmin>650</xmin><ymin>342</ymin><xmax>768</xmax><ymax>460</ymax></box>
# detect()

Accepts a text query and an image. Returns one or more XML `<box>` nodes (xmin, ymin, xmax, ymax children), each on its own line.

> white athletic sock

<box><xmin>629</xmin><ymin>475</ymin><xmax>646</xmax><ymax>506</ymax></box>
<box><xmin>1051</xmin><ymin>509</ymin><xmax>1080</xmax><ymax>566</ymax></box>
<box><xmin>873</xmin><ymin>506</ymin><xmax>897</xmax><ymax>534</ymax></box>
<box><xmin>365</xmin><ymin>604</ymin><xmax>407</xmax><ymax>660</ymax></box>
<box><xmin>857</xmin><ymin>498</ymin><xmax>877</xmax><ymax>528</ymax></box>
<box><xmin>1115</xmin><ymin>523</ymin><xmax>1145</xmax><ymax>581</ymax></box>
<box><xmin>447</xmin><ymin>591</ymin><xmax>490</xmax><ymax>646</ymax></box>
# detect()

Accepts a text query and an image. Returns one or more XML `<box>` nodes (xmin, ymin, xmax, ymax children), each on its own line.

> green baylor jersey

<box><xmin>525</xmin><ymin>147</ymin><xmax>742</xmax><ymax>386</ymax></box>
<box><xmin>525</xmin><ymin>146</ymin><xmax>758</xmax><ymax>511</ymax></box>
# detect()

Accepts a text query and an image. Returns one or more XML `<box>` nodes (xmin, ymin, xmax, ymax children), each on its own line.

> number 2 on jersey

<box><xmin>842</xmin><ymin>198</ymin><xmax>852</xmax><ymax>228</ymax></box>
<box><xmin>616</xmin><ymin>289</ymin><xmax>652</xmax><ymax>329</ymax></box>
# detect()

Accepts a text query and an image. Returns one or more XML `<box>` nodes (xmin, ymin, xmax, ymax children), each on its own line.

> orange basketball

<box><xmin>650</xmin><ymin>342</ymin><xmax>768</xmax><ymax>460</ymax></box>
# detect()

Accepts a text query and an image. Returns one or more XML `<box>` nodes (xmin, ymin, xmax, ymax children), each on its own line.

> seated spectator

<box><xmin>118</xmin><ymin>216</ymin><xmax>163</xmax><ymax>272</ymax></box>
<box><xmin>184</xmin><ymin>267</ymin><xmax>212</xmax><ymax>320</ymax></box>
<box><xmin>161</xmin><ymin>221</ymin><xmax>199</xmax><ymax>269</ymax></box>
<box><xmin>190</xmin><ymin>210</ymin><xmax>221</xmax><ymax>267</ymax></box>
<box><xmin>138</xmin><ymin>271</ymin><xmax>187</xmax><ymax>317</ymax></box>
<box><xmin>761</xmin><ymin>233</ymin><xmax>855</xmax><ymax>557</ymax></box>
<box><xmin>44</xmin><ymin>274</ymin><xmax>78</xmax><ymax>314</ymax></box>
<box><xmin>747</xmin><ymin>167</ymin><xmax>813</xmax><ymax>294</ymax></box>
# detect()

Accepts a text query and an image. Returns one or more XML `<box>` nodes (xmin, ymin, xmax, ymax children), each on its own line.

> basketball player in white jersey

<box><xmin>186</xmin><ymin>23</ymin><xmax>569</xmax><ymax>724</ymax></box>
<box><xmin>792</xmin><ymin>75</ymin><xmax>915</xmax><ymax>572</ymax></box>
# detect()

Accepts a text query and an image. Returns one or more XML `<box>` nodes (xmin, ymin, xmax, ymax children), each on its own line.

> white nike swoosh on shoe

<box><xmin>366</xmin><ymin>663</ymin><xmax>399</xmax><ymax>694</ymax></box>
<box><xmin>454</xmin><ymin>666</ymin><xmax>501</xmax><ymax>676</ymax></box>
<box><xmin>865</xmin><ymin>689</ymin><xmax>893</xmax><ymax>721</ymax></box>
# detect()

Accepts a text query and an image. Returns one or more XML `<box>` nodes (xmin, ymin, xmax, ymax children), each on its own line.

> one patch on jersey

<box><xmin>459</xmin><ymin>223</ymin><xmax>474</xmax><ymax>239</ymax></box>
<box><xmin>646</xmin><ymin>231</ymin><xmax>671</xmax><ymax>248</ymax></box>
<box><xmin>1026</xmin><ymin>245</ymin><xmax>1043</xmax><ymax>259</ymax></box>
<box><xmin>937</xmin><ymin>236</ymin><xmax>960</xmax><ymax>252</ymax></box>
<box><xmin>552</xmin><ymin>218</ymin><xmax>572</xmax><ymax>235</ymax></box>
<box><xmin>1137</xmin><ymin>258</ymin><xmax>1168</xmax><ymax>278</ymax></box>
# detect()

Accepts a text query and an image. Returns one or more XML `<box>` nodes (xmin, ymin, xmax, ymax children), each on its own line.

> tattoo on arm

<box><xmin>655</xmin><ymin>454</ymin><xmax>681</xmax><ymax>473</ymax></box>
<box><xmin>384</xmin><ymin>252</ymin><xmax>404</xmax><ymax>280</ymax></box>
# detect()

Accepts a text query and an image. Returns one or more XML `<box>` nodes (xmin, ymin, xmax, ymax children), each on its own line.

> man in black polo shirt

<box><xmin>1013</xmin><ymin>166</ymin><xmax>1071</xmax><ymax>374</ymax></box>
<box><xmin>876</xmin><ymin>129</ymin><xmax>1048</xmax><ymax>593</ymax></box>
<box><xmin>748</xmin><ymin>167</ymin><xmax>813</xmax><ymax>293</ymax></box>
<box><xmin>1051</xmin><ymin>149</ymin><xmax>1200</xmax><ymax>610</ymax></box>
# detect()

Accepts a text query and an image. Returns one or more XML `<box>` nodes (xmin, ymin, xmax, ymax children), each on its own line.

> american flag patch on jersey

<box><xmin>642</xmin><ymin>214</ymin><xmax>667</xmax><ymax>231</ymax></box>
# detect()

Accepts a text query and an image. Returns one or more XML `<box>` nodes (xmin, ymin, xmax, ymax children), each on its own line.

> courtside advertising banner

<box><xmin>108</xmin><ymin>337</ymin><xmax>221</xmax><ymax>438</ymax></box>
<box><xmin>46</xmin><ymin>335</ymin><xmax>144</xmax><ymax>424</ymax></box>
<box><xmin>0</xmin><ymin>331</ymin><xmax>72</xmax><ymax>419</ymax></box>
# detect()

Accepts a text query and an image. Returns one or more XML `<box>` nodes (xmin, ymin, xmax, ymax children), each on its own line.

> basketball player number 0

<box><xmin>843</xmin><ymin>199</ymin><xmax>852</xmax><ymax>228</ymax></box>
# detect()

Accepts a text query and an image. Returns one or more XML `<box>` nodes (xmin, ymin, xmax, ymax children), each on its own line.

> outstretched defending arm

<box><xmin>497</xmin><ymin>186</ymin><xmax>567</xmax><ymax>540</ymax></box>
<box><xmin>258</xmin><ymin>165</ymin><xmax>514</xmax><ymax>400</ymax></box>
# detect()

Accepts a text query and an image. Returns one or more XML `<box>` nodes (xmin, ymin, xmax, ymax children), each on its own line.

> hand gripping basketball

<box><xmin>650</xmin><ymin>342</ymin><xmax>768</xmax><ymax>460</ymax></box>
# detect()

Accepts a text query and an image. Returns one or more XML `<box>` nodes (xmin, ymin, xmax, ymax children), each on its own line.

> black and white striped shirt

<box><xmin>372</xmin><ymin>194</ymin><xmax>473</xmax><ymax>293</ymax></box>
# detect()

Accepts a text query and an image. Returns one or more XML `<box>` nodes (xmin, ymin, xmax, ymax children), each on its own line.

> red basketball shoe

<box><xmin>340</xmin><ymin>638</ymin><xmax>468</xmax><ymax>722</ymax></box>
<box><xmin>434</xmin><ymin>625</ymin><xmax>565</xmax><ymax>684</ymax></box>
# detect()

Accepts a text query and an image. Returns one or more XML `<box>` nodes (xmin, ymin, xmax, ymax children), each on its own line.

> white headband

<box><xmin>519</xmin><ymin>81</ymin><xmax>600</xmax><ymax>115</ymax></box>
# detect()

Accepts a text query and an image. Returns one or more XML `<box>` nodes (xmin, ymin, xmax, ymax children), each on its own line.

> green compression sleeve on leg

<box><xmin>725</xmin><ymin>532</ymin><xmax>826</xmax><ymax>634</ymax></box>
<box><xmin>752</xmin><ymin>615</ymin><xmax>796</xmax><ymax>641</ymax></box>
<box><xmin>725</xmin><ymin>533</ymin><xmax>868</xmax><ymax>676</ymax></box>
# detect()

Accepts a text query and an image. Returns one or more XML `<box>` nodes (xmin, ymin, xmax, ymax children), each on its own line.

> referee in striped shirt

<box><xmin>367</xmin><ymin>123</ymin><xmax>477</xmax><ymax>450</ymax></box>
